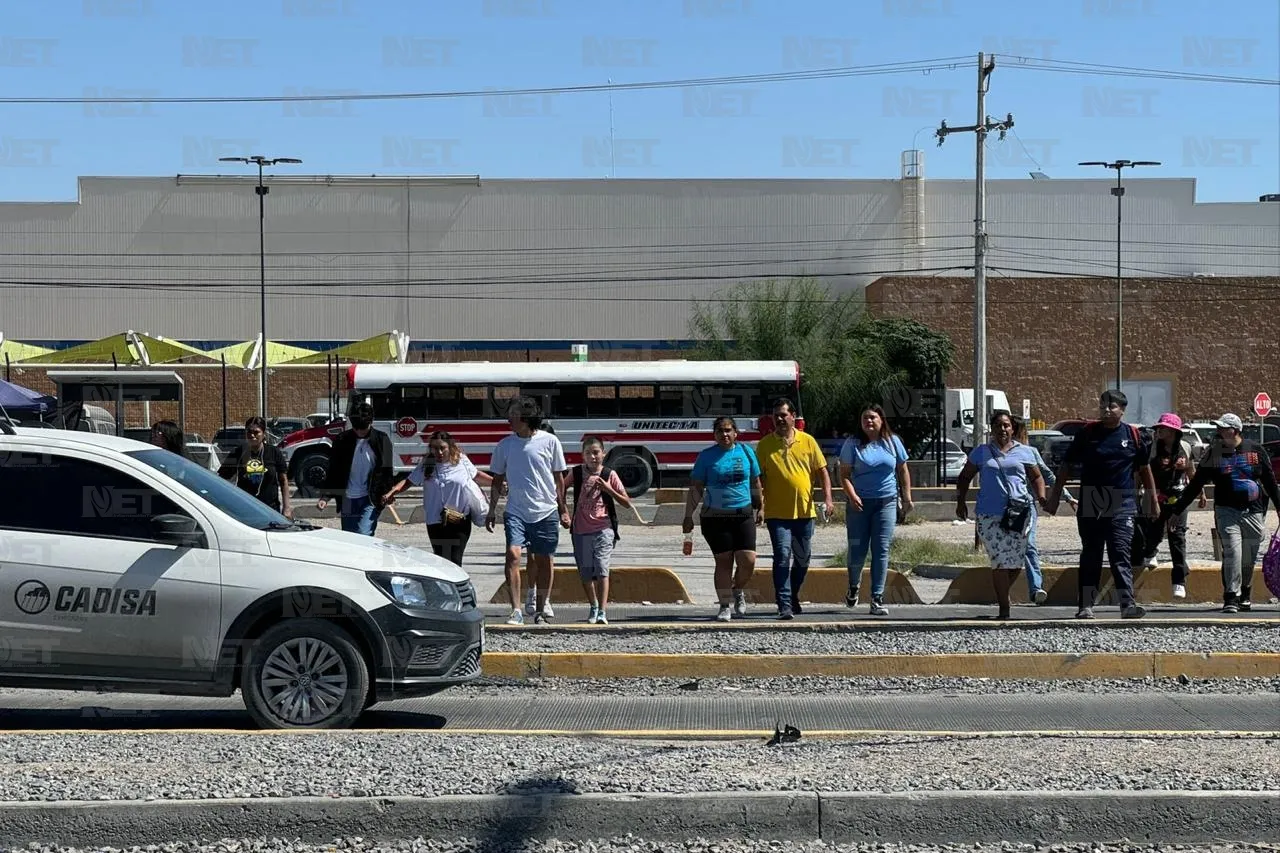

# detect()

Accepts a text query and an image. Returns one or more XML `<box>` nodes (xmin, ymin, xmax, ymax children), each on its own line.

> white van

<box><xmin>0</xmin><ymin>424</ymin><xmax>484</xmax><ymax>730</ymax></box>
<box><xmin>945</xmin><ymin>388</ymin><xmax>1012</xmax><ymax>451</ymax></box>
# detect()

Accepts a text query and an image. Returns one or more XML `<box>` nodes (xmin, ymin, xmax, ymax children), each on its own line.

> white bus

<box><xmin>280</xmin><ymin>360</ymin><xmax>804</xmax><ymax>498</ymax></box>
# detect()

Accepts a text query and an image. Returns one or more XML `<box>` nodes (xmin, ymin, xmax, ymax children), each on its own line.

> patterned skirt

<box><xmin>977</xmin><ymin>514</ymin><xmax>1030</xmax><ymax>569</ymax></box>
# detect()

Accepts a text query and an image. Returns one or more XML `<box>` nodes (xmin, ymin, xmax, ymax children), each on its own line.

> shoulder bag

<box><xmin>990</xmin><ymin>443</ymin><xmax>1033</xmax><ymax>535</ymax></box>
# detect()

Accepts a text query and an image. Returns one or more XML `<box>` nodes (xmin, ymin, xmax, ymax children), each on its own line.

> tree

<box><xmin>688</xmin><ymin>278</ymin><xmax>954</xmax><ymax>452</ymax></box>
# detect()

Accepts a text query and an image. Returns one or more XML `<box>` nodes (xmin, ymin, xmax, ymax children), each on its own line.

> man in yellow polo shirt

<box><xmin>757</xmin><ymin>397</ymin><xmax>834</xmax><ymax>620</ymax></box>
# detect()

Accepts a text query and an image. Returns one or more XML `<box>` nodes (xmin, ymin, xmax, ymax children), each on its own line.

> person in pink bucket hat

<box><xmin>1132</xmin><ymin>412</ymin><xmax>1205</xmax><ymax>599</ymax></box>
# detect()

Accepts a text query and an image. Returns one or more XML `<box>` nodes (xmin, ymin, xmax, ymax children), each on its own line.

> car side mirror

<box><xmin>152</xmin><ymin>514</ymin><xmax>206</xmax><ymax>548</ymax></box>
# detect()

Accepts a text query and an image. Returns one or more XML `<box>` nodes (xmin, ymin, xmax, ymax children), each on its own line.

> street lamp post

<box><xmin>1078</xmin><ymin>159</ymin><xmax>1160</xmax><ymax>391</ymax></box>
<box><xmin>219</xmin><ymin>155</ymin><xmax>303</xmax><ymax>420</ymax></box>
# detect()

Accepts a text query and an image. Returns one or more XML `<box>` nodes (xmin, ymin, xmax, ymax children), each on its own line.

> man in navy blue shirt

<box><xmin>1045</xmin><ymin>390</ymin><xmax>1159</xmax><ymax>619</ymax></box>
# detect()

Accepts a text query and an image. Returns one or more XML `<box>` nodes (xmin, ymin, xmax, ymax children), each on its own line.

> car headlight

<box><xmin>369</xmin><ymin>573</ymin><xmax>463</xmax><ymax>612</ymax></box>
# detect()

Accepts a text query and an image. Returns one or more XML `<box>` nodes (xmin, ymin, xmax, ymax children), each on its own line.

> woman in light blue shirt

<box><xmin>838</xmin><ymin>404</ymin><xmax>912</xmax><ymax>616</ymax></box>
<box><xmin>954</xmin><ymin>410</ymin><xmax>1046</xmax><ymax>620</ymax></box>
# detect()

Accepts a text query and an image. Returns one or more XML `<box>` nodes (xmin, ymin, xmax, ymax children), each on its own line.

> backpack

<box><xmin>573</xmin><ymin>464</ymin><xmax>620</xmax><ymax>544</ymax></box>
<box><xmin>1263</xmin><ymin>528</ymin><xmax>1280</xmax><ymax>600</ymax></box>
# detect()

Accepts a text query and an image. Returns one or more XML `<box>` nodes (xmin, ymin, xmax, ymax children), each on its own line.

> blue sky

<box><xmin>0</xmin><ymin>0</ymin><xmax>1276</xmax><ymax>203</ymax></box>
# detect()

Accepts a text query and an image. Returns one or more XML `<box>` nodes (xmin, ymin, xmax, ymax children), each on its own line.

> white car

<box><xmin>0</xmin><ymin>423</ymin><xmax>483</xmax><ymax>729</ymax></box>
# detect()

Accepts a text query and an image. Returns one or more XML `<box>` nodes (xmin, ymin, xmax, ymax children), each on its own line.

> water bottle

<box><xmin>682</xmin><ymin>533</ymin><xmax>693</xmax><ymax>556</ymax></box>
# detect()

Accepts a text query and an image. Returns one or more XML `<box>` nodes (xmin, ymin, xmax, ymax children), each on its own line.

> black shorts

<box><xmin>700</xmin><ymin>510</ymin><xmax>757</xmax><ymax>555</ymax></box>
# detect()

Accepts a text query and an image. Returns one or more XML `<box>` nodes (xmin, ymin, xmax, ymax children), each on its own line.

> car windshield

<box><xmin>127</xmin><ymin>448</ymin><xmax>315</xmax><ymax>532</ymax></box>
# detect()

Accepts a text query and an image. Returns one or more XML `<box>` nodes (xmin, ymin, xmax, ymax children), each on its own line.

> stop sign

<box><xmin>396</xmin><ymin>416</ymin><xmax>418</xmax><ymax>438</ymax></box>
<box><xmin>1255</xmin><ymin>393</ymin><xmax>1272</xmax><ymax>418</ymax></box>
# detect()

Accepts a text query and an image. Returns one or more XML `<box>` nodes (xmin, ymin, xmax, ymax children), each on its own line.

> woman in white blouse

<box><xmin>383</xmin><ymin>431</ymin><xmax>491</xmax><ymax>566</ymax></box>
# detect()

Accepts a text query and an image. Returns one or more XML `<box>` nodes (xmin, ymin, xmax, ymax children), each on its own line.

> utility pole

<box><xmin>936</xmin><ymin>52</ymin><xmax>1013</xmax><ymax>451</ymax></box>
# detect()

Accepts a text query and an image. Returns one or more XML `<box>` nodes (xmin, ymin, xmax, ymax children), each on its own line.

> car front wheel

<box><xmin>241</xmin><ymin>618</ymin><xmax>370</xmax><ymax>730</ymax></box>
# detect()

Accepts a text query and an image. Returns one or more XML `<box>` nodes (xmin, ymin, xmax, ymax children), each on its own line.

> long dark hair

<box><xmin>150</xmin><ymin>420</ymin><xmax>184</xmax><ymax>456</ymax></box>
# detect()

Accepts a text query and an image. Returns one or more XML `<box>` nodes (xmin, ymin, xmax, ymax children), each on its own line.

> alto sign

<box><xmin>1254</xmin><ymin>392</ymin><xmax>1272</xmax><ymax>419</ymax></box>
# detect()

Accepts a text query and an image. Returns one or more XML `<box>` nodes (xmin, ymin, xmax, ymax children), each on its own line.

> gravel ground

<box><xmin>454</xmin><ymin>675</ymin><xmax>1280</xmax><ymax>696</ymax></box>
<box><xmin>485</xmin><ymin>625</ymin><xmax>1280</xmax><ymax>655</ymax></box>
<box><xmin>26</xmin><ymin>842</ymin><xmax>1280</xmax><ymax>853</ymax></box>
<box><xmin>1</xmin><ymin>732</ymin><xmax>1276</xmax><ymax>802</ymax></box>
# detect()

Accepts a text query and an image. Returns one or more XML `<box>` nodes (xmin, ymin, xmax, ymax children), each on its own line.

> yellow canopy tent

<box><xmin>208</xmin><ymin>337</ymin><xmax>319</xmax><ymax>369</ymax></box>
<box><xmin>0</xmin><ymin>335</ymin><xmax>53</xmax><ymax>363</ymax></box>
<box><xmin>15</xmin><ymin>331</ymin><xmax>215</xmax><ymax>365</ymax></box>
<box><xmin>283</xmin><ymin>331</ymin><xmax>410</xmax><ymax>365</ymax></box>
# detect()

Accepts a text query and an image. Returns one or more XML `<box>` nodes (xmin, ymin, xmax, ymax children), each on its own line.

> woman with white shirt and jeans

<box><xmin>383</xmin><ymin>431</ymin><xmax>491</xmax><ymax>566</ymax></box>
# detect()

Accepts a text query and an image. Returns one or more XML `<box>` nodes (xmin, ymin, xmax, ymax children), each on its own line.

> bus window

<box><xmin>398</xmin><ymin>386</ymin><xmax>426</xmax><ymax>418</ymax></box>
<box><xmin>619</xmin><ymin>384</ymin><xmax>655</xmax><ymax>417</ymax></box>
<box><xmin>761</xmin><ymin>382</ymin><xmax>797</xmax><ymax>414</ymax></box>
<box><xmin>659</xmin><ymin>385</ymin><xmax>698</xmax><ymax>418</ymax></box>
<box><xmin>428</xmin><ymin>386</ymin><xmax>461</xmax><ymax>419</ymax></box>
<box><xmin>587</xmin><ymin>385</ymin><xmax>618</xmax><ymax>418</ymax></box>
<box><xmin>365</xmin><ymin>391</ymin><xmax>396</xmax><ymax>420</ymax></box>
<box><xmin>546</xmin><ymin>385</ymin><xmax>588</xmax><ymax>418</ymax></box>
<box><xmin>490</xmin><ymin>386</ymin><xmax>520</xmax><ymax>417</ymax></box>
<box><xmin>461</xmin><ymin>386</ymin><xmax>487</xmax><ymax>418</ymax></box>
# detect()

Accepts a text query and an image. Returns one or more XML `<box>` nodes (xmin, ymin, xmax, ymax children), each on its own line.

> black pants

<box><xmin>1077</xmin><ymin>515</ymin><xmax>1137</xmax><ymax>609</ymax></box>
<box><xmin>1132</xmin><ymin>510</ymin><xmax>1189</xmax><ymax>584</ymax></box>
<box><xmin>427</xmin><ymin>518</ymin><xmax>473</xmax><ymax>566</ymax></box>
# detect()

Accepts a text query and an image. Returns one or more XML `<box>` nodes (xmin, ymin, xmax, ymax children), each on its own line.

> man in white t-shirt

<box><xmin>486</xmin><ymin>396</ymin><xmax>570</xmax><ymax>625</ymax></box>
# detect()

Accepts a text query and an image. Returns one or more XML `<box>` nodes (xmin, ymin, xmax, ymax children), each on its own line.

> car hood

<box><xmin>266</xmin><ymin>526</ymin><xmax>469</xmax><ymax>583</ymax></box>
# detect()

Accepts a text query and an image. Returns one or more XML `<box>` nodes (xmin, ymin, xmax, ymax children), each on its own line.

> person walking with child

<box><xmin>570</xmin><ymin>436</ymin><xmax>631</xmax><ymax>625</ymax></box>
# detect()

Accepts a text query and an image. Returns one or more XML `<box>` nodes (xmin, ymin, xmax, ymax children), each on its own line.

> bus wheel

<box><xmin>291</xmin><ymin>450</ymin><xmax>330</xmax><ymax>499</ymax></box>
<box><xmin>608</xmin><ymin>449</ymin><xmax>654</xmax><ymax>498</ymax></box>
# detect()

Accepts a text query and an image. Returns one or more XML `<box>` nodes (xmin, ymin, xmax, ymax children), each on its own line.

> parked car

<box><xmin>269</xmin><ymin>417</ymin><xmax>310</xmax><ymax>437</ymax></box>
<box><xmin>0</xmin><ymin>422</ymin><xmax>483</xmax><ymax>729</ymax></box>
<box><xmin>1026</xmin><ymin>428</ymin><xmax>1071</xmax><ymax>472</ymax></box>
<box><xmin>917</xmin><ymin>438</ymin><xmax>966</xmax><ymax>484</ymax></box>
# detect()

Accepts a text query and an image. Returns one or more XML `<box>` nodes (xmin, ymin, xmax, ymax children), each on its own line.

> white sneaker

<box><xmin>716</xmin><ymin>605</ymin><xmax>731</xmax><ymax>622</ymax></box>
<box><xmin>507</xmin><ymin>609</ymin><xmax>524</xmax><ymax>625</ymax></box>
<box><xmin>543</xmin><ymin>600</ymin><xmax>554</xmax><ymax>618</ymax></box>
<box><xmin>1033</xmin><ymin>588</ymin><xmax>1049</xmax><ymax>605</ymax></box>
<box><xmin>1173</xmin><ymin>584</ymin><xmax>1187</xmax><ymax>600</ymax></box>
<box><xmin>524</xmin><ymin>589</ymin><xmax>537</xmax><ymax>616</ymax></box>
<box><xmin>587</xmin><ymin>607</ymin><xmax>599</xmax><ymax>625</ymax></box>
<box><xmin>596</xmin><ymin>611</ymin><xmax>608</xmax><ymax>625</ymax></box>
<box><xmin>732</xmin><ymin>590</ymin><xmax>747</xmax><ymax>618</ymax></box>
<box><xmin>1145</xmin><ymin>558</ymin><xmax>1158</xmax><ymax>569</ymax></box>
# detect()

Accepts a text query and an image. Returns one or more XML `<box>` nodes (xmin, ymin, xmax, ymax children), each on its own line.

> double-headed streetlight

<box><xmin>1078</xmin><ymin>159</ymin><xmax>1160</xmax><ymax>391</ymax></box>
<box><xmin>219</xmin><ymin>154</ymin><xmax>303</xmax><ymax>420</ymax></box>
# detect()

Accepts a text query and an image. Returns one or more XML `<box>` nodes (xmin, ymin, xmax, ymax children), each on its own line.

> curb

<box><xmin>488</xmin><ymin>567</ymin><xmax>695</xmax><ymax>605</ymax></box>
<box><xmin>1</xmin><ymin>790</ymin><xmax>1276</xmax><ymax>847</ymax></box>
<box><xmin>482</xmin><ymin>616</ymin><xmax>1280</xmax><ymax>633</ymax></box>
<box><xmin>478</xmin><ymin>651</ymin><xmax>1280</xmax><ymax>680</ymax></box>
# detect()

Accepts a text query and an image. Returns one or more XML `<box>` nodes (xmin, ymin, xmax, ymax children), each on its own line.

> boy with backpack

<box><xmin>571</xmin><ymin>436</ymin><xmax>632</xmax><ymax>624</ymax></box>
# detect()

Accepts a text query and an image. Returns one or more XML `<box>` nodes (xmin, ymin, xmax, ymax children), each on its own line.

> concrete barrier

<box><xmin>488</xmin><ymin>567</ymin><xmax>694</xmax><ymax>605</ymax></box>
<box><xmin>741</xmin><ymin>568</ymin><xmax>923</xmax><ymax>606</ymax></box>
<box><xmin>479</xmin><ymin>651</ymin><xmax>1280</xmax><ymax>680</ymax></box>
<box><xmin>941</xmin><ymin>562</ymin><xmax>1228</xmax><ymax>606</ymax></box>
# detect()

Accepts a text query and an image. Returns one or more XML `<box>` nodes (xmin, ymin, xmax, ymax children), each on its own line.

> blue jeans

<box><xmin>1024</xmin><ymin>508</ymin><xmax>1045</xmax><ymax>593</ymax></box>
<box><xmin>341</xmin><ymin>495</ymin><xmax>380</xmax><ymax>536</ymax></box>
<box><xmin>767</xmin><ymin>517</ymin><xmax>815</xmax><ymax>610</ymax></box>
<box><xmin>846</xmin><ymin>496</ymin><xmax>897</xmax><ymax>597</ymax></box>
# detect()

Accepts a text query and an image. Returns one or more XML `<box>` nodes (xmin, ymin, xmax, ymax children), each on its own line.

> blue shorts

<box><xmin>505</xmin><ymin>512</ymin><xmax>560</xmax><ymax>556</ymax></box>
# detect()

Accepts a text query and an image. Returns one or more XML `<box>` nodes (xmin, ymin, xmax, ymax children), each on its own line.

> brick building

<box><xmin>865</xmin><ymin>275</ymin><xmax>1280</xmax><ymax>425</ymax></box>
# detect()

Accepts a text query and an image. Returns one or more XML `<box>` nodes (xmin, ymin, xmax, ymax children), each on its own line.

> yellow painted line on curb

<box><xmin>479</xmin><ymin>651</ymin><xmax>1280</xmax><ymax>680</ymax></box>
<box><xmin>1</xmin><ymin>728</ymin><xmax>1275</xmax><ymax>738</ymax></box>
<box><xmin>484</xmin><ymin>618</ymin><xmax>1280</xmax><ymax>632</ymax></box>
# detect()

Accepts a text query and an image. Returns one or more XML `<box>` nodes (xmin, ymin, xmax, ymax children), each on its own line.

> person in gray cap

<box><xmin>1163</xmin><ymin>413</ymin><xmax>1280</xmax><ymax>612</ymax></box>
